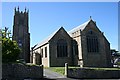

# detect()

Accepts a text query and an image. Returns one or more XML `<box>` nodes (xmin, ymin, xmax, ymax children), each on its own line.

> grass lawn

<box><xmin>44</xmin><ymin>66</ymin><xmax>120</xmax><ymax>76</ymax></box>
<box><xmin>45</xmin><ymin>67</ymin><xmax>65</xmax><ymax>75</ymax></box>
<box><xmin>69</xmin><ymin>67</ymin><xmax>120</xmax><ymax>70</ymax></box>
<box><xmin>86</xmin><ymin>67</ymin><xmax>120</xmax><ymax>70</ymax></box>
<box><xmin>44</xmin><ymin>66</ymin><xmax>80</xmax><ymax>75</ymax></box>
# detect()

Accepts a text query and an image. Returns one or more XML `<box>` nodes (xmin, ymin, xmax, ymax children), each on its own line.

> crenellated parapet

<box><xmin>14</xmin><ymin>6</ymin><xmax>29</xmax><ymax>15</ymax></box>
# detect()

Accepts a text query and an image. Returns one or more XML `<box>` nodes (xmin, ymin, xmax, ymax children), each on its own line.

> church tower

<box><xmin>12</xmin><ymin>7</ymin><xmax>30</xmax><ymax>63</ymax></box>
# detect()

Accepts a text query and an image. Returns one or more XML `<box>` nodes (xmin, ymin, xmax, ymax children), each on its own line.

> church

<box><xmin>31</xmin><ymin>17</ymin><xmax>112</xmax><ymax>67</ymax></box>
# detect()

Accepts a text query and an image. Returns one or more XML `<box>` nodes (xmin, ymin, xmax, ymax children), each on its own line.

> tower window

<box><xmin>57</xmin><ymin>39</ymin><xmax>68</xmax><ymax>57</ymax></box>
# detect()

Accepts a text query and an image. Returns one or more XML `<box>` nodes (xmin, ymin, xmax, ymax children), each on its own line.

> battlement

<box><xmin>14</xmin><ymin>6</ymin><xmax>29</xmax><ymax>15</ymax></box>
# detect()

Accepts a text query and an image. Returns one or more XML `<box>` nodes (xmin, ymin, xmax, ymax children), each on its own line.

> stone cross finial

<box><xmin>25</xmin><ymin>7</ymin><xmax>26</xmax><ymax>12</ymax></box>
<box><xmin>90</xmin><ymin>16</ymin><xmax>92</xmax><ymax>19</ymax></box>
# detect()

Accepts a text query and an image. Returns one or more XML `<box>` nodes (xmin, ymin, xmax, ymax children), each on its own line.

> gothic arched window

<box><xmin>57</xmin><ymin>39</ymin><xmax>68</xmax><ymax>57</ymax></box>
<box><xmin>86</xmin><ymin>30</ymin><xmax>99</xmax><ymax>53</ymax></box>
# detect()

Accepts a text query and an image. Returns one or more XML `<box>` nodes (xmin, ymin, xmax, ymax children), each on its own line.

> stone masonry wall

<box><xmin>67</xmin><ymin>67</ymin><xmax>120</xmax><ymax>79</ymax></box>
<box><xmin>2</xmin><ymin>63</ymin><xmax>43</xmax><ymax>79</ymax></box>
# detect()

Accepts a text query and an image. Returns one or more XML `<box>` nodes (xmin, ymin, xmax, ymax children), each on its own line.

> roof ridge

<box><xmin>33</xmin><ymin>26</ymin><xmax>63</xmax><ymax>50</ymax></box>
<box><xmin>68</xmin><ymin>19</ymin><xmax>92</xmax><ymax>33</ymax></box>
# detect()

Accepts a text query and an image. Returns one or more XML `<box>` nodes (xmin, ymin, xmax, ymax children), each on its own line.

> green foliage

<box><xmin>2</xmin><ymin>38</ymin><xmax>20</xmax><ymax>63</ymax></box>
<box><xmin>69</xmin><ymin>67</ymin><xmax>120</xmax><ymax>70</ymax></box>
<box><xmin>2</xmin><ymin>27</ymin><xmax>20</xmax><ymax>63</ymax></box>
<box><xmin>1</xmin><ymin>27</ymin><xmax>11</xmax><ymax>39</ymax></box>
<box><xmin>117</xmin><ymin>62</ymin><xmax>120</xmax><ymax>65</ymax></box>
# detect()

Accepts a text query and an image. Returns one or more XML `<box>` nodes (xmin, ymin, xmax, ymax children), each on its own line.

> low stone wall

<box><xmin>67</xmin><ymin>67</ymin><xmax>120</xmax><ymax>79</ymax></box>
<box><xmin>2</xmin><ymin>63</ymin><xmax>43</xmax><ymax>79</ymax></box>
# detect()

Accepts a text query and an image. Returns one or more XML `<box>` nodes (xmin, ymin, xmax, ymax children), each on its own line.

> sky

<box><xmin>118</xmin><ymin>2</ymin><xmax>120</xmax><ymax>51</ymax></box>
<box><xmin>1</xmin><ymin>0</ymin><xmax>119</xmax><ymax>2</ymax></box>
<box><xmin>1</xmin><ymin>2</ymin><xmax>118</xmax><ymax>51</ymax></box>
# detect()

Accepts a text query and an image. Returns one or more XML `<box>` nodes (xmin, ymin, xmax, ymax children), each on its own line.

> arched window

<box><xmin>86</xmin><ymin>30</ymin><xmax>99</xmax><ymax>53</ymax></box>
<box><xmin>57</xmin><ymin>39</ymin><xmax>68</xmax><ymax>57</ymax></box>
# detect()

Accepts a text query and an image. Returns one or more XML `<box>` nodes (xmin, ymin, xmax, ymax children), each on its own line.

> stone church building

<box><xmin>31</xmin><ymin>17</ymin><xmax>112</xmax><ymax>67</ymax></box>
<box><xmin>12</xmin><ymin>7</ymin><xmax>30</xmax><ymax>63</ymax></box>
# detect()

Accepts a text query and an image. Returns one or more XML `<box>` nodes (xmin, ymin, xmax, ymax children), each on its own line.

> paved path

<box><xmin>44</xmin><ymin>69</ymin><xmax>79</xmax><ymax>80</ymax></box>
<box><xmin>44</xmin><ymin>69</ymin><xmax>66</xmax><ymax>79</ymax></box>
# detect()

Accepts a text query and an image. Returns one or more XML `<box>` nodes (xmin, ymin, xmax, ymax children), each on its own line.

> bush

<box><xmin>2</xmin><ymin>38</ymin><xmax>20</xmax><ymax>63</ymax></box>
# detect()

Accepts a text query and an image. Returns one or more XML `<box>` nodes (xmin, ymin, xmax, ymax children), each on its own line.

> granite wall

<box><xmin>2</xmin><ymin>63</ymin><xmax>43</xmax><ymax>79</ymax></box>
<box><xmin>67</xmin><ymin>67</ymin><xmax>120</xmax><ymax>79</ymax></box>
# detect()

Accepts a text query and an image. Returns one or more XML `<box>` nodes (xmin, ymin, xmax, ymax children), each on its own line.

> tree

<box><xmin>2</xmin><ymin>27</ymin><xmax>20</xmax><ymax>63</ymax></box>
<box><xmin>2</xmin><ymin>27</ymin><xmax>12</xmax><ymax>39</ymax></box>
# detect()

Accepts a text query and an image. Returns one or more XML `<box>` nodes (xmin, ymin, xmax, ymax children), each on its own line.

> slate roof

<box><xmin>68</xmin><ymin>19</ymin><xmax>92</xmax><ymax>34</ymax></box>
<box><xmin>33</xmin><ymin>27</ymin><xmax>63</xmax><ymax>50</ymax></box>
<box><xmin>33</xmin><ymin>19</ymin><xmax>93</xmax><ymax>50</ymax></box>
